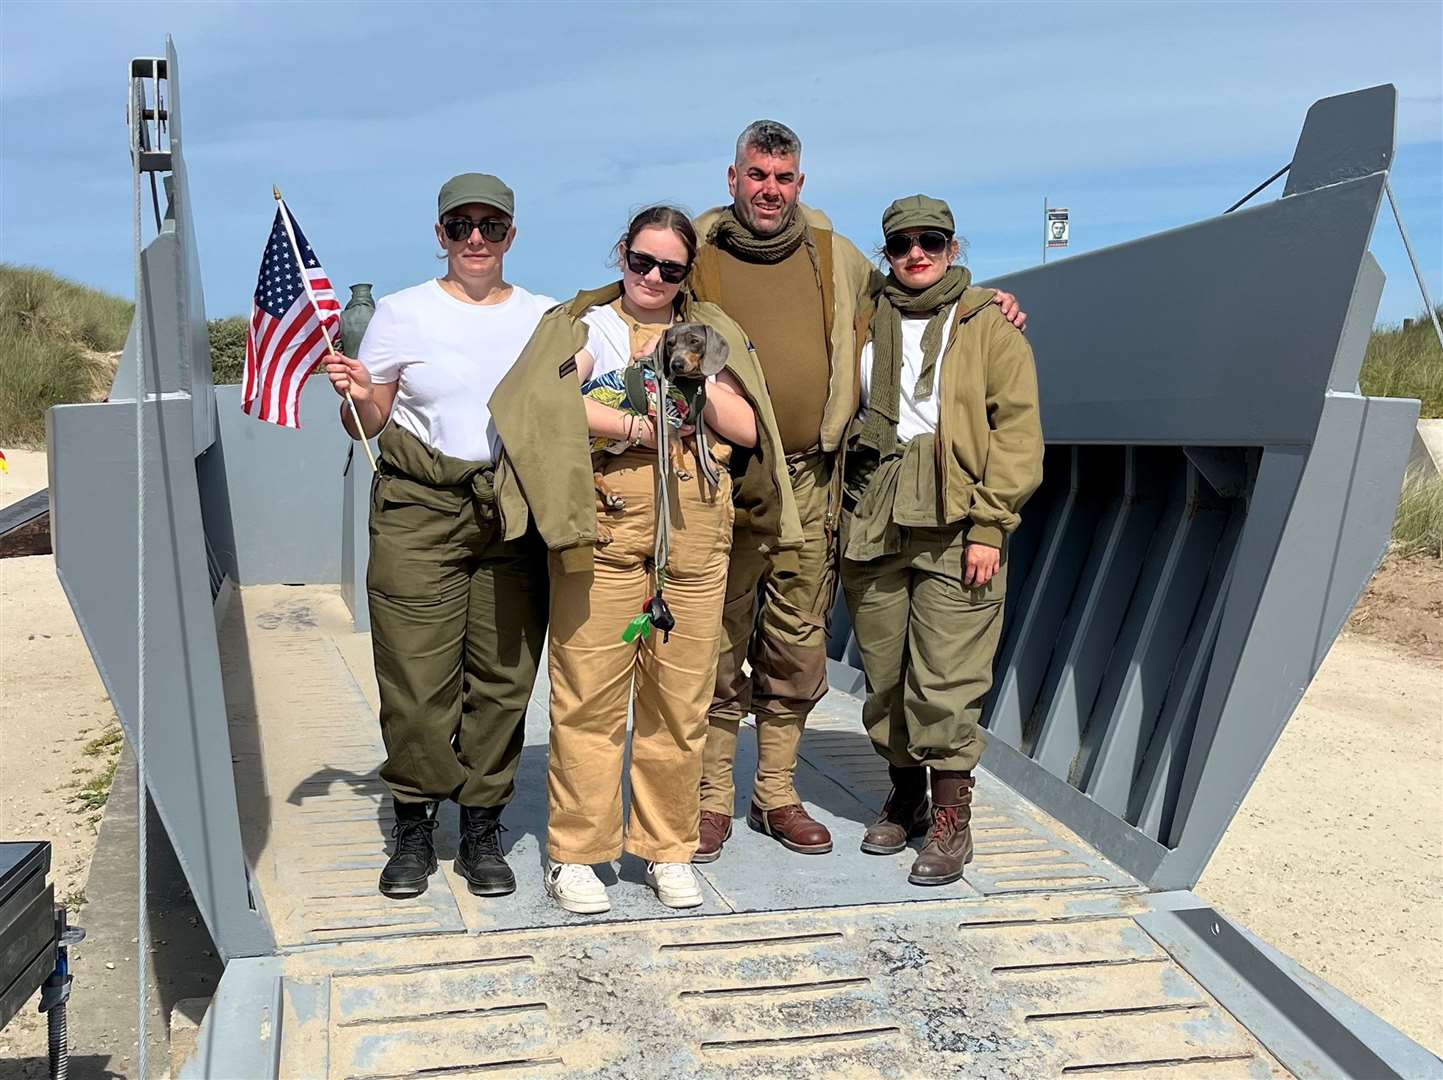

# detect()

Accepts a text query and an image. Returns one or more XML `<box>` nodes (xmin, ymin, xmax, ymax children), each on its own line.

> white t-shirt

<box><xmin>858</xmin><ymin>302</ymin><xmax>958</xmax><ymax>443</ymax></box>
<box><xmin>359</xmin><ymin>280</ymin><xmax>556</xmax><ymax>462</ymax></box>
<box><xmin>579</xmin><ymin>304</ymin><xmax>635</xmax><ymax>382</ymax></box>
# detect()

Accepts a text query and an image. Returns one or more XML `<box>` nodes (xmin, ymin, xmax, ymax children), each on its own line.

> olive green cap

<box><xmin>437</xmin><ymin>173</ymin><xmax>514</xmax><ymax>220</ymax></box>
<box><xmin>881</xmin><ymin>194</ymin><xmax>954</xmax><ymax>237</ymax></box>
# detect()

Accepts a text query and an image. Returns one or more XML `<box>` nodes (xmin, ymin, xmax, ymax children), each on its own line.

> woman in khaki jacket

<box><xmin>491</xmin><ymin>206</ymin><xmax>797</xmax><ymax>916</ymax></box>
<box><xmin>841</xmin><ymin>194</ymin><xmax>1044</xmax><ymax>888</ymax></box>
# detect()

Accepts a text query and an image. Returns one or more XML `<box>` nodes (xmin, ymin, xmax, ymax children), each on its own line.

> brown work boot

<box><xmin>693</xmin><ymin>810</ymin><xmax>733</xmax><ymax>864</ymax></box>
<box><xmin>747</xmin><ymin>802</ymin><xmax>833</xmax><ymax>854</ymax></box>
<box><xmin>860</xmin><ymin>765</ymin><xmax>930</xmax><ymax>855</ymax></box>
<box><xmin>909</xmin><ymin>771</ymin><xmax>974</xmax><ymax>886</ymax></box>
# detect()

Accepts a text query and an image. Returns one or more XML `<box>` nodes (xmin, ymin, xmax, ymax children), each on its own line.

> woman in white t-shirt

<box><xmin>323</xmin><ymin>173</ymin><xmax>555</xmax><ymax>903</ymax></box>
<box><xmin>492</xmin><ymin>205</ymin><xmax>797</xmax><ymax>917</ymax></box>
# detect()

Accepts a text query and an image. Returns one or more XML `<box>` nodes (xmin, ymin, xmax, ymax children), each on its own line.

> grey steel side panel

<box><xmin>1160</xmin><ymin>392</ymin><xmax>1418</xmax><ymax>887</ymax></box>
<box><xmin>204</xmin><ymin>382</ymin><xmax>350</xmax><ymax>587</ymax></box>
<box><xmin>1137</xmin><ymin>892</ymin><xmax>1441</xmax><ymax>1080</ymax></box>
<box><xmin>1283</xmin><ymin>84</ymin><xmax>1396</xmax><ymax>197</ymax></box>
<box><xmin>983</xmin><ymin>173</ymin><xmax>1384</xmax><ymax>447</ymax></box>
<box><xmin>340</xmin><ymin>438</ymin><xmax>374</xmax><ymax>632</ymax></box>
<box><xmin>47</xmin><ymin>400</ymin><xmax>273</xmax><ymax>959</ymax></box>
<box><xmin>179</xmin><ymin>956</ymin><xmax>284</xmax><ymax>1080</ymax></box>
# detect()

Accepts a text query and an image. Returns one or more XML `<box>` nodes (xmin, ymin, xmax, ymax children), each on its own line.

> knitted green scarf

<box><xmin>856</xmin><ymin>267</ymin><xmax>970</xmax><ymax>458</ymax></box>
<box><xmin>708</xmin><ymin>204</ymin><xmax>807</xmax><ymax>264</ymax></box>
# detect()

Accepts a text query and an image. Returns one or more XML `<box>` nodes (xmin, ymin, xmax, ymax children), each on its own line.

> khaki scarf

<box><xmin>855</xmin><ymin>267</ymin><xmax>970</xmax><ymax>459</ymax></box>
<box><xmin>708</xmin><ymin>205</ymin><xmax>807</xmax><ymax>264</ymax></box>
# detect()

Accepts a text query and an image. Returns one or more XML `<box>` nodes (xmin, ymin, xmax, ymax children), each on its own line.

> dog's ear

<box><xmin>699</xmin><ymin>325</ymin><xmax>730</xmax><ymax>377</ymax></box>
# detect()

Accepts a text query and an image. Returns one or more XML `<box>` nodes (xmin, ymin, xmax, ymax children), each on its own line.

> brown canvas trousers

<box><xmin>841</xmin><ymin>524</ymin><xmax>1006</xmax><ymax>773</ymax></box>
<box><xmin>701</xmin><ymin>451</ymin><xmax>837</xmax><ymax>814</ymax></box>
<box><xmin>368</xmin><ymin>427</ymin><xmax>548</xmax><ymax>808</ymax></box>
<box><xmin>547</xmin><ymin>446</ymin><xmax>733</xmax><ymax>864</ymax></box>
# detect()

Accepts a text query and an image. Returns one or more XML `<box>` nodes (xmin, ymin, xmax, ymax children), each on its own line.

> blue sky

<box><xmin>2</xmin><ymin>1</ymin><xmax>1440</xmax><ymax>324</ymax></box>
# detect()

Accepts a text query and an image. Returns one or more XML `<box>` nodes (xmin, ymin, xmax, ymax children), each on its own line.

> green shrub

<box><xmin>208</xmin><ymin>316</ymin><xmax>249</xmax><ymax>384</ymax></box>
<box><xmin>1360</xmin><ymin>310</ymin><xmax>1443</xmax><ymax>419</ymax></box>
<box><xmin>1392</xmin><ymin>469</ymin><xmax>1443</xmax><ymax>558</ymax></box>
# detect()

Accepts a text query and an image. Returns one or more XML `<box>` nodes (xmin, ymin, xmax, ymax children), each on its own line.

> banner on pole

<box><xmin>1046</xmin><ymin>207</ymin><xmax>1070</xmax><ymax>249</ymax></box>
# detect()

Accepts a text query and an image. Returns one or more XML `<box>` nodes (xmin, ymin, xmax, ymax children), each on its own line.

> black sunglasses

<box><xmin>441</xmin><ymin>216</ymin><xmax>510</xmax><ymax>243</ymax></box>
<box><xmin>625</xmin><ymin>249</ymin><xmax>690</xmax><ymax>285</ymax></box>
<box><xmin>884</xmin><ymin>229</ymin><xmax>951</xmax><ymax>259</ymax></box>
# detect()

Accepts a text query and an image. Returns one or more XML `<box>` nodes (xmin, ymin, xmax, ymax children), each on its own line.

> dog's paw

<box><xmin>596</xmin><ymin>524</ymin><xmax>614</xmax><ymax>546</ymax></box>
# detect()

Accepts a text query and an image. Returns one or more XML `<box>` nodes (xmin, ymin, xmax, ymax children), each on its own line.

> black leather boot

<box><xmin>456</xmin><ymin>805</ymin><xmax>516</xmax><ymax>896</ymax></box>
<box><xmin>379</xmin><ymin>799</ymin><xmax>437</xmax><ymax>899</ymax></box>
<box><xmin>860</xmin><ymin>764</ymin><xmax>930</xmax><ymax>855</ymax></box>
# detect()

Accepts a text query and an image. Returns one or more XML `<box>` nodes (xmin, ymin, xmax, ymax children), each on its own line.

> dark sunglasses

<box><xmin>441</xmin><ymin>216</ymin><xmax>510</xmax><ymax>243</ymax></box>
<box><xmin>625</xmin><ymin>249</ymin><xmax>690</xmax><ymax>285</ymax></box>
<box><xmin>884</xmin><ymin>229</ymin><xmax>951</xmax><ymax>259</ymax></box>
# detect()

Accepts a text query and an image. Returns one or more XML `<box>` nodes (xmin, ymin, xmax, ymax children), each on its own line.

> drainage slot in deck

<box><xmin>701</xmin><ymin>1026</ymin><xmax>901</xmax><ymax>1052</ymax></box>
<box><xmin>660</xmin><ymin>930</ymin><xmax>844</xmax><ymax>953</ymax></box>
<box><xmin>679</xmin><ymin>976</ymin><xmax>869</xmax><ymax>1000</ymax></box>
<box><xmin>993</xmin><ymin>956</ymin><xmax>1168</xmax><ymax>975</ymax></box>
<box><xmin>1028</xmin><ymin>1002</ymin><xmax>1212</xmax><ymax>1023</ymax></box>
<box><xmin>348</xmin><ymin>1056</ymin><xmax>565</xmax><ymax>1079</ymax></box>
<box><xmin>1061</xmin><ymin>1052</ymin><xmax>1258</xmax><ymax>1074</ymax></box>
<box><xmin>339</xmin><ymin>954</ymin><xmax>536</xmax><ymax>979</ymax></box>
<box><xmin>339</xmin><ymin>1001</ymin><xmax>547</xmax><ymax>1027</ymax></box>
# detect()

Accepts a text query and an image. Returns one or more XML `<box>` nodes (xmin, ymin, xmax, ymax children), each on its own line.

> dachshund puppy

<box><xmin>582</xmin><ymin>323</ymin><xmax>730</xmax><ymax>530</ymax></box>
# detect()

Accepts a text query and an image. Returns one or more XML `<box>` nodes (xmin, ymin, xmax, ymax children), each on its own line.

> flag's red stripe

<box><xmin>242</xmin><ymin>304</ymin><xmax>265</xmax><ymax>405</ymax></box>
<box><xmin>264</xmin><ymin>295</ymin><xmax>329</xmax><ymax>425</ymax></box>
<box><xmin>274</xmin><ymin>323</ymin><xmax>327</xmax><ymax>428</ymax></box>
<box><xmin>254</xmin><ymin>300</ymin><xmax>307</xmax><ymax>423</ymax></box>
<box><xmin>260</xmin><ymin>307</ymin><xmax>311</xmax><ymax>422</ymax></box>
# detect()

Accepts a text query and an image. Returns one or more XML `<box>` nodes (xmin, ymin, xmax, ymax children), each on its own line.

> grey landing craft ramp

<box><xmin>214</xmin><ymin>584</ymin><xmax>1279</xmax><ymax>1079</ymax></box>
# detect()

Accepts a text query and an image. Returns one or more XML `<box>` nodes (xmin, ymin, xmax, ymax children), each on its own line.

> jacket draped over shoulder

<box><xmin>489</xmin><ymin>282</ymin><xmax>803</xmax><ymax>574</ymax></box>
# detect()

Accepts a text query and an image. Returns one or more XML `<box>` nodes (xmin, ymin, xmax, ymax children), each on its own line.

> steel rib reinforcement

<box><xmin>274</xmin><ymin>891</ymin><xmax>1293</xmax><ymax>1079</ymax></box>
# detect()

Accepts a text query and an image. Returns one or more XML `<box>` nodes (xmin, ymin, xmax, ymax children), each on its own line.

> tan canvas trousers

<box><xmin>701</xmin><ymin>451</ymin><xmax>837</xmax><ymax>814</ymax></box>
<box><xmin>547</xmin><ymin>446</ymin><xmax>734</xmax><ymax>864</ymax></box>
<box><xmin>841</xmin><ymin>524</ymin><xmax>1007</xmax><ymax>773</ymax></box>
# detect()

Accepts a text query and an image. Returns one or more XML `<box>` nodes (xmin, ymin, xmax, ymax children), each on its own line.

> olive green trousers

<box><xmin>368</xmin><ymin>426</ymin><xmax>548</xmax><ymax>808</ymax></box>
<box><xmin>840</xmin><ymin>524</ymin><xmax>1006</xmax><ymax>773</ymax></box>
<box><xmin>701</xmin><ymin>451</ymin><xmax>837</xmax><ymax>813</ymax></box>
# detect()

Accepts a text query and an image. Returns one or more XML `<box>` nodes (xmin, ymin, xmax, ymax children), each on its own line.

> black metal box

<box><xmin>0</xmin><ymin>842</ymin><xmax>55</xmax><ymax>1031</ymax></box>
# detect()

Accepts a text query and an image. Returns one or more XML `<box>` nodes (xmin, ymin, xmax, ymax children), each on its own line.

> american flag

<box><xmin>241</xmin><ymin>204</ymin><xmax>340</xmax><ymax>428</ymax></box>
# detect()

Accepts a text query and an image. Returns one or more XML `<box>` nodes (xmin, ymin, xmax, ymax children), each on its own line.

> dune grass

<box><xmin>1391</xmin><ymin>469</ymin><xmax>1443</xmax><ymax>558</ymax></box>
<box><xmin>1359</xmin><ymin>310</ymin><xmax>1443</xmax><ymax>419</ymax></box>
<box><xmin>0</xmin><ymin>265</ymin><xmax>132</xmax><ymax>444</ymax></box>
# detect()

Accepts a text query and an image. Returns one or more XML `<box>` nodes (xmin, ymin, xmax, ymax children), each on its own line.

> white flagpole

<box><xmin>272</xmin><ymin>186</ymin><xmax>378</xmax><ymax>471</ymax></box>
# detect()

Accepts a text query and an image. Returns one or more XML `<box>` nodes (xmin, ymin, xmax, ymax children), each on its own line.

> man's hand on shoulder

<box><xmin>993</xmin><ymin>291</ymin><xmax>1027</xmax><ymax>332</ymax></box>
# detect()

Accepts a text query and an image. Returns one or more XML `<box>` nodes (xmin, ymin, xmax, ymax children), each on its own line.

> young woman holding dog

<box><xmin>841</xmin><ymin>195</ymin><xmax>1044</xmax><ymax>888</ymax></box>
<box><xmin>490</xmin><ymin>206</ymin><xmax>800</xmax><ymax>914</ymax></box>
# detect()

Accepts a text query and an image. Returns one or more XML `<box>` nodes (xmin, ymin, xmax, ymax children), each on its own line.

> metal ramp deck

<box><xmin>210</xmin><ymin>584</ymin><xmax>1288</xmax><ymax>1078</ymax></box>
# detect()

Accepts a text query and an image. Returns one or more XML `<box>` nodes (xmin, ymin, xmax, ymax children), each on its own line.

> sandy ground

<box><xmin>0</xmin><ymin>448</ymin><xmax>49</xmax><ymax>509</ymax></box>
<box><xmin>0</xmin><ymin>555</ymin><xmax>123</xmax><ymax>1068</ymax></box>
<box><xmin>1196</xmin><ymin>631</ymin><xmax>1442</xmax><ymax>1052</ymax></box>
<box><xmin>0</xmin><ymin>448</ymin><xmax>1439</xmax><ymax>1062</ymax></box>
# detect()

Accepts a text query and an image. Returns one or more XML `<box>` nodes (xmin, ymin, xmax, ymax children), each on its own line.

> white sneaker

<box><xmin>545</xmin><ymin>862</ymin><xmax>610</xmax><ymax>914</ymax></box>
<box><xmin>646</xmin><ymin>861</ymin><xmax>704</xmax><ymax>909</ymax></box>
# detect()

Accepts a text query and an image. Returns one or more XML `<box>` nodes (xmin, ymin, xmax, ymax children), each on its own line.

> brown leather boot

<box><xmin>909</xmin><ymin>771</ymin><xmax>974</xmax><ymax>886</ymax></box>
<box><xmin>860</xmin><ymin>765</ymin><xmax>930</xmax><ymax>855</ymax></box>
<box><xmin>747</xmin><ymin>802</ymin><xmax>833</xmax><ymax>854</ymax></box>
<box><xmin>693</xmin><ymin>810</ymin><xmax>732</xmax><ymax>864</ymax></box>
